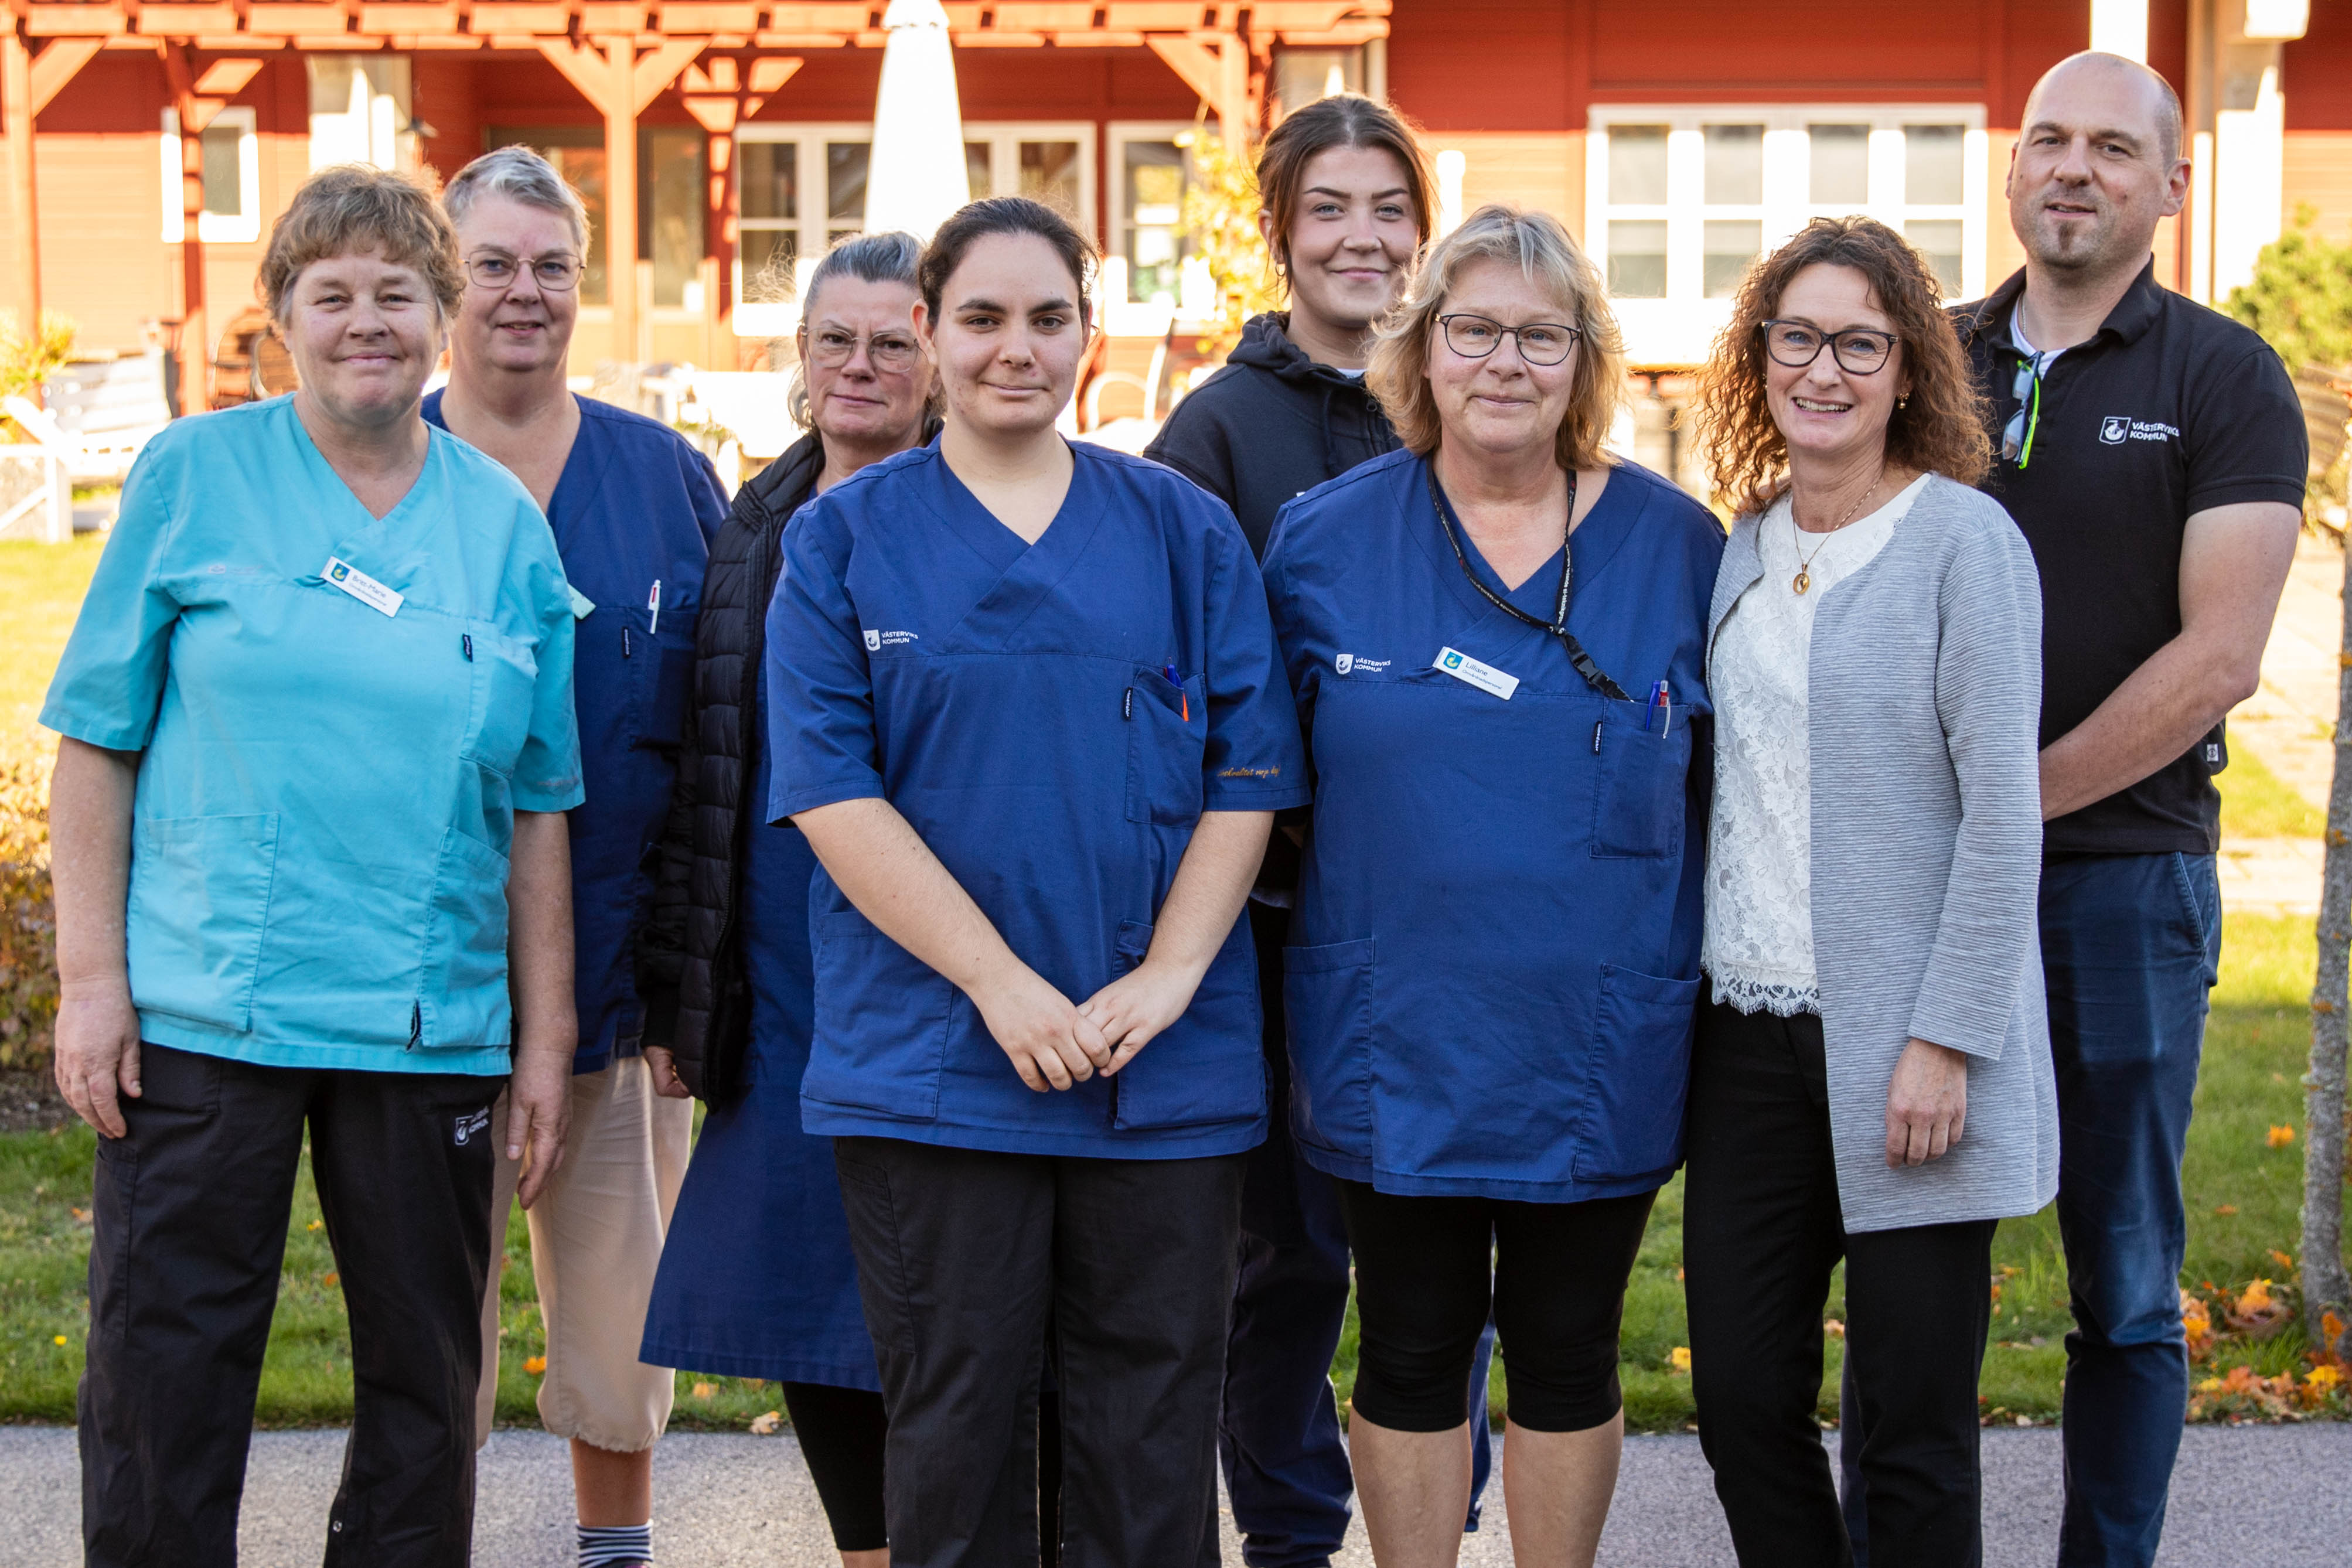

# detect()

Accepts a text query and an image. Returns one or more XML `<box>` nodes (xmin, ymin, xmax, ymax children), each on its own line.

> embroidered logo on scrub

<box><xmin>454</xmin><ymin>1107</ymin><xmax>491</xmax><ymax>1147</ymax></box>
<box><xmin>863</xmin><ymin>629</ymin><xmax>920</xmax><ymax>650</ymax></box>
<box><xmin>1333</xmin><ymin>653</ymin><xmax>1390</xmax><ymax>676</ymax></box>
<box><xmin>2100</xmin><ymin>415</ymin><xmax>2180</xmax><ymax>445</ymax></box>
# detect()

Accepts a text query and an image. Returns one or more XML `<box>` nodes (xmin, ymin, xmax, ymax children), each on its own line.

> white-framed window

<box><xmin>1108</xmin><ymin>121</ymin><xmax>1197</xmax><ymax>308</ymax></box>
<box><xmin>1586</xmin><ymin>106</ymin><xmax>1986</xmax><ymax>366</ymax></box>
<box><xmin>159</xmin><ymin>105</ymin><xmax>260</xmax><ymax>246</ymax></box>
<box><xmin>735</xmin><ymin>121</ymin><xmax>1099</xmax><ymax>331</ymax></box>
<box><xmin>963</xmin><ymin>123</ymin><xmax>1096</xmax><ymax>227</ymax></box>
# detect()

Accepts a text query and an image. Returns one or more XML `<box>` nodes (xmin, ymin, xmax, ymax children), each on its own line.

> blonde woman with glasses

<box><xmin>1260</xmin><ymin>204</ymin><xmax>1722</xmax><ymax>1567</ymax></box>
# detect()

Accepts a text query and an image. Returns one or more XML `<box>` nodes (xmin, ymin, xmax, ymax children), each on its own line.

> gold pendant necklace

<box><xmin>1791</xmin><ymin>472</ymin><xmax>1883</xmax><ymax>595</ymax></box>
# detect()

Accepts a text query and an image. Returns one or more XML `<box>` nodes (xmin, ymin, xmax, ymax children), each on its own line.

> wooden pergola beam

<box><xmin>535</xmin><ymin>31</ymin><xmax>709</xmax><ymax>360</ymax></box>
<box><xmin>16</xmin><ymin>1</ymin><xmax>1391</xmax><ymax>50</ymax></box>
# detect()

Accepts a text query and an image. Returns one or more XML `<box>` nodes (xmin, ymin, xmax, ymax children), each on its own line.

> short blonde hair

<box><xmin>1367</xmin><ymin>204</ymin><xmax>1625</xmax><ymax>472</ymax></box>
<box><xmin>261</xmin><ymin>163</ymin><xmax>463</xmax><ymax>325</ymax></box>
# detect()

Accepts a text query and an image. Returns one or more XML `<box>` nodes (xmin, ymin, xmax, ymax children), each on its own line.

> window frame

<box><xmin>159</xmin><ymin>105</ymin><xmax>260</xmax><ymax>246</ymax></box>
<box><xmin>732</xmin><ymin>121</ymin><xmax>1100</xmax><ymax>334</ymax></box>
<box><xmin>1585</xmin><ymin>104</ymin><xmax>1987</xmax><ymax>365</ymax></box>
<box><xmin>1106</xmin><ymin>120</ymin><xmax>1199</xmax><ymax>321</ymax></box>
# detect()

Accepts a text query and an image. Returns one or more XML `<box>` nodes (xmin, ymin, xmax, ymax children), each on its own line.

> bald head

<box><xmin>2025</xmin><ymin>52</ymin><xmax>2184</xmax><ymax>170</ymax></box>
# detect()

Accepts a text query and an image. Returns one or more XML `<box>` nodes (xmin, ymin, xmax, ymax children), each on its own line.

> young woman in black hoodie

<box><xmin>1143</xmin><ymin>94</ymin><xmax>1497</xmax><ymax>1566</ymax></box>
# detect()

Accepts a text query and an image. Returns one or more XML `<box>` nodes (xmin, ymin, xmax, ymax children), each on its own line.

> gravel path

<box><xmin>1</xmin><ymin>1423</ymin><xmax>2346</xmax><ymax>1565</ymax></box>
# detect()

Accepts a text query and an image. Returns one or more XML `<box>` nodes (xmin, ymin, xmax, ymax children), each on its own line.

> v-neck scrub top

<box><xmin>1262</xmin><ymin>451</ymin><xmax>1723</xmax><ymax>1201</ymax></box>
<box><xmin>766</xmin><ymin>441</ymin><xmax>1311</xmax><ymax>1158</ymax></box>
<box><xmin>42</xmin><ymin>397</ymin><xmax>584</xmax><ymax>1076</ymax></box>
<box><xmin>424</xmin><ymin>391</ymin><xmax>724</xmax><ymax>1071</ymax></box>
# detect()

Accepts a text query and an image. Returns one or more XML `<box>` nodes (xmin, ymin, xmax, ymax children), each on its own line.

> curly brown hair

<box><xmin>1693</xmin><ymin>216</ymin><xmax>1989</xmax><ymax>516</ymax></box>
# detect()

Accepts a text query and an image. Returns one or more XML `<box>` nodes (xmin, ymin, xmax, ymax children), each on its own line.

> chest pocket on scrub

<box><xmin>1591</xmin><ymin>705</ymin><xmax>1690</xmax><ymax>859</ymax></box>
<box><xmin>460</xmin><ymin>620</ymin><xmax>541</xmax><ymax>776</ymax></box>
<box><xmin>1124</xmin><ymin>673</ymin><xmax>1206</xmax><ymax>826</ymax></box>
<box><xmin>626</xmin><ymin>616</ymin><xmax>697</xmax><ymax>752</ymax></box>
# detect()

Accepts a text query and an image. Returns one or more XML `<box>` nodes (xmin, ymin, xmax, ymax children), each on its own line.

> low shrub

<box><xmin>0</xmin><ymin>731</ymin><xmax>56</xmax><ymax>1071</ymax></box>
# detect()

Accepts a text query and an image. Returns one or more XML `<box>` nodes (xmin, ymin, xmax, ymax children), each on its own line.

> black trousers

<box><xmin>1682</xmin><ymin>1002</ymin><xmax>1995</xmax><ymax>1568</ymax></box>
<box><xmin>80</xmin><ymin>1042</ymin><xmax>502</xmax><ymax>1568</ymax></box>
<box><xmin>833</xmin><ymin>1136</ymin><xmax>1246</xmax><ymax>1568</ymax></box>
<box><xmin>1337</xmin><ymin>1179</ymin><xmax>1654</xmax><ymax>1433</ymax></box>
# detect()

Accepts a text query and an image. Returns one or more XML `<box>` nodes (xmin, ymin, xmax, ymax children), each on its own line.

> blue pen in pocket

<box><xmin>1163</xmin><ymin>663</ymin><xmax>1189</xmax><ymax>722</ymax></box>
<box><xmin>1644</xmin><ymin>679</ymin><xmax>1671</xmax><ymax>734</ymax></box>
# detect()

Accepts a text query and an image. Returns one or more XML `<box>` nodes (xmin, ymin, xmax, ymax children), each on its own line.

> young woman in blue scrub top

<box><xmin>636</xmin><ymin>231</ymin><xmax>939</xmax><ymax>1568</ymax></box>
<box><xmin>425</xmin><ymin>146</ymin><xmax>725</xmax><ymax>1568</ymax></box>
<box><xmin>45</xmin><ymin>165</ymin><xmax>582</xmax><ymax>1568</ymax></box>
<box><xmin>767</xmin><ymin>197</ymin><xmax>1309</xmax><ymax>1567</ymax></box>
<box><xmin>1260</xmin><ymin>205</ymin><xmax>1723</xmax><ymax>1568</ymax></box>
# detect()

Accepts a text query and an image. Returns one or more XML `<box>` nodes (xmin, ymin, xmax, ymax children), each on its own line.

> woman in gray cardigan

<box><xmin>1683</xmin><ymin>216</ymin><xmax>2057</xmax><ymax>1568</ymax></box>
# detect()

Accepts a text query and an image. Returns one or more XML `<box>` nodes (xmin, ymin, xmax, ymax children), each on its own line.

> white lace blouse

<box><xmin>1702</xmin><ymin>474</ymin><xmax>1930</xmax><ymax>1015</ymax></box>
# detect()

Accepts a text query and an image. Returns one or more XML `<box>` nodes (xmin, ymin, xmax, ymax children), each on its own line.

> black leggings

<box><xmin>781</xmin><ymin>1382</ymin><xmax>888</xmax><ymax>1553</ymax></box>
<box><xmin>1335</xmin><ymin>1180</ymin><xmax>1654</xmax><ymax>1433</ymax></box>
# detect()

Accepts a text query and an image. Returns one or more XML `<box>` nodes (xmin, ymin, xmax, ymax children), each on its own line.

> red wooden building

<box><xmin>2</xmin><ymin>0</ymin><xmax>2347</xmax><ymax>459</ymax></box>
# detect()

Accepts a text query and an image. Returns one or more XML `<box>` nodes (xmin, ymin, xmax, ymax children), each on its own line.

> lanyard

<box><xmin>1425</xmin><ymin>462</ymin><xmax>1629</xmax><ymax>702</ymax></box>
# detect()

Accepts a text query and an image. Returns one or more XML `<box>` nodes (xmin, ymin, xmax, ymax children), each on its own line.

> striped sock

<box><xmin>578</xmin><ymin>1522</ymin><xmax>653</xmax><ymax>1567</ymax></box>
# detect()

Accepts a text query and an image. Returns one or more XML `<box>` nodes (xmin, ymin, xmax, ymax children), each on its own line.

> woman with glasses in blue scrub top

<box><xmin>426</xmin><ymin>147</ymin><xmax>725</xmax><ymax>1568</ymax></box>
<box><xmin>1260</xmin><ymin>205</ymin><xmax>1722</xmax><ymax>1568</ymax></box>
<box><xmin>767</xmin><ymin>197</ymin><xmax>1308</xmax><ymax>1567</ymax></box>
<box><xmin>636</xmin><ymin>231</ymin><xmax>939</xmax><ymax>1568</ymax></box>
<box><xmin>45</xmin><ymin>165</ymin><xmax>582</xmax><ymax>1568</ymax></box>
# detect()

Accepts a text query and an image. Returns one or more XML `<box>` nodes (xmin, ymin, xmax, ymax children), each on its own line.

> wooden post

<box><xmin>2</xmin><ymin>30</ymin><xmax>39</xmax><ymax>390</ymax></box>
<box><xmin>600</xmin><ymin>36</ymin><xmax>639</xmax><ymax>363</ymax></box>
<box><xmin>159</xmin><ymin>47</ymin><xmax>214</xmax><ymax>411</ymax></box>
<box><xmin>538</xmin><ymin>35</ymin><xmax>708</xmax><ymax>369</ymax></box>
<box><xmin>2307</xmin><ymin>526</ymin><xmax>2352</xmax><ymax>1355</ymax></box>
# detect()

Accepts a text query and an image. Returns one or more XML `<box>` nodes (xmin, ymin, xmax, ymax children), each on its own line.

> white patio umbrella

<box><xmin>862</xmin><ymin>0</ymin><xmax>972</xmax><ymax>241</ymax></box>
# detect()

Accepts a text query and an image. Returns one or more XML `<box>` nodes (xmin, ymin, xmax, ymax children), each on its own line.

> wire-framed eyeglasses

<box><xmin>1436</xmin><ymin>313</ymin><xmax>1582</xmax><ymax>367</ymax></box>
<box><xmin>1759</xmin><ymin>319</ymin><xmax>1897</xmax><ymax>376</ymax></box>
<box><xmin>466</xmin><ymin>253</ymin><xmax>582</xmax><ymax>292</ymax></box>
<box><xmin>803</xmin><ymin>327</ymin><xmax>922</xmax><ymax>374</ymax></box>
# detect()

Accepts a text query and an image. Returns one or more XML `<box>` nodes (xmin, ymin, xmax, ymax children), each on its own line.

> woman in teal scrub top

<box><xmin>45</xmin><ymin>166</ymin><xmax>582</xmax><ymax>1568</ymax></box>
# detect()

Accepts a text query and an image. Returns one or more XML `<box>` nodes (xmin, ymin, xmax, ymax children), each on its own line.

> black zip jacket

<box><xmin>1143</xmin><ymin>311</ymin><xmax>1397</xmax><ymax>557</ymax></box>
<box><xmin>636</xmin><ymin>431</ymin><xmax>827</xmax><ymax>1102</ymax></box>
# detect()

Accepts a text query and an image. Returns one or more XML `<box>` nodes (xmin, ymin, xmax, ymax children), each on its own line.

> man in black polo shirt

<box><xmin>1953</xmin><ymin>52</ymin><xmax>2306</xmax><ymax>1568</ymax></box>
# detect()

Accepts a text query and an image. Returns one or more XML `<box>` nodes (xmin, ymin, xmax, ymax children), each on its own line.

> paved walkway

<box><xmin>2</xmin><ymin>1424</ymin><xmax>2347</xmax><ymax>1566</ymax></box>
<box><xmin>2223</xmin><ymin>532</ymin><xmax>2344</xmax><ymax>916</ymax></box>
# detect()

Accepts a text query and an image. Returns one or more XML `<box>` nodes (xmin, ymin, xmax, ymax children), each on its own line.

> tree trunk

<box><xmin>2305</xmin><ymin>536</ymin><xmax>2352</xmax><ymax>1352</ymax></box>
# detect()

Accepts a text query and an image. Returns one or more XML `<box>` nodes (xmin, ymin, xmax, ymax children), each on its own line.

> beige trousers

<box><xmin>474</xmin><ymin>1055</ymin><xmax>693</xmax><ymax>1453</ymax></box>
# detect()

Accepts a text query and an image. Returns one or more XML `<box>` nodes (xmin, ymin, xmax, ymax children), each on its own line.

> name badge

<box><xmin>323</xmin><ymin>557</ymin><xmax>403</xmax><ymax>618</ymax></box>
<box><xmin>569</xmin><ymin>586</ymin><xmax>596</xmax><ymax>621</ymax></box>
<box><xmin>1433</xmin><ymin>646</ymin><xmax>1519</xmax><ymax>700</ymax></box>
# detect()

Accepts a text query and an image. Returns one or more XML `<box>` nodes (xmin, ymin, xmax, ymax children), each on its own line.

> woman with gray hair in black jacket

<box><xmin>635</xmin><ymin>232</ymin><xmax>935</xmax><ymax>1568</ymax></box>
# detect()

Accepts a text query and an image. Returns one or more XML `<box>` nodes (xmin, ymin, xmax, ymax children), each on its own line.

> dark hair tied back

<box><xmin>918</xmin><ymin>196</ymin><xmax>1098</xmax><ymax>328</ymax></box>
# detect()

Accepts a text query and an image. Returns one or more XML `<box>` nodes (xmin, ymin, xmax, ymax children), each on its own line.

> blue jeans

<box><xmin>2044</xmin><ymin>851</ymin><xmax>2220</xmax><ymax>1567</ymax></box>
<box><xmin>1842</xmin><ymin>851</ymin><xmax>2220</xmax><ymax>1568</ymax></box>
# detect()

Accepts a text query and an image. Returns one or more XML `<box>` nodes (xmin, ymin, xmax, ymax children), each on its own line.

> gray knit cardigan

<box><xmin>1706</xmin><ymin>473</ymin><xmax>2059</xmax><ymax>1233</ymax></box>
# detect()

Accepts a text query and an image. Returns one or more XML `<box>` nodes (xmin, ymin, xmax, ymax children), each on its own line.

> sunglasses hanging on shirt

<box><xmin>1426</xmin><ymin>463</ymin><xmax>1630</xmax><ymax>702</ymax></box>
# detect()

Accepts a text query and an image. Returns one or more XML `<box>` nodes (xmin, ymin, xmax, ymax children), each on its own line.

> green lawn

<box><xmin>2217</xmin><ymin>745</ymin><xmax>2326</xmax><ymax>840</ymax></box>
<box><xmin>0</xmin><ymin>533</ymin><xmax>2339</xmax><ymax>1430</ymax></box>
<box><xmin>2</xmin><ymin>913</ymin><xmax>2333</xmax><ymax>1431</ymax></box>
<box><xmin>0</xmin><ymin>534</ymin><xmax>106</xmax><ymax>736</ymax></box>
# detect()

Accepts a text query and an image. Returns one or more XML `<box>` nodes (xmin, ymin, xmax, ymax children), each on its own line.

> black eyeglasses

<box><xmin>466</xmin><ymin>253</ymin><xmax>582</xmax><ymax>292</ymax></box>
<box><xmin>1759</xmin><ymin>319</ymin><xmax>1897</xmax><ymax>375</ymax></box>
<box><xmin>1436</xmin><ymin>313</ymin><xmax>1582</xmax><ymax>367</ymax></box>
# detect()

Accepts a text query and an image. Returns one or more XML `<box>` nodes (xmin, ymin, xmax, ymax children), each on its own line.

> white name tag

<box><xmin>323</xmin><ymin>557</ymin><xmax>403</xmax><ymax>618</ymax></box>
<box><xmin>1433</xmin><ymin>646</ymin><xmax>1519</xmax><ymax>700</ymax></box>
<box><xmin>569</xmin><ymin>586</ymin><xmax>596</xmax><ymax>621</ymax></box>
